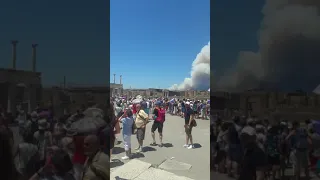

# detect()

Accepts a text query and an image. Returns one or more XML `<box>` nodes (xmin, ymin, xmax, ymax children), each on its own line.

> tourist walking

<box><xmin>134</xmin><ymin>104</ymin><xmax>149</xmax><ymax>152</ymax></box>
<box><xmin>118</xmin><ymin>109</ymin><xmax>134</xmax><ymax>160</ymax></box>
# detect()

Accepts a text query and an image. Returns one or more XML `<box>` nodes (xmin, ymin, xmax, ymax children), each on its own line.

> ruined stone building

<box><xmin>0</xmin><ymin>41</ymin><xmax>41</xmax><ymax>114</ymax></box>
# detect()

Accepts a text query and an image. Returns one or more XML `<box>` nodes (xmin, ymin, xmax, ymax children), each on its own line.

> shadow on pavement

<box><xmin>132</xmin><ymin>152</ymin><xmax>145</xmax><ymax>159</ymax></box>
<box><xmin>111</xmin><ymin>159</ymin><xmax>124</xmax><ymax>168</ymax></box>
<box><xmin>113</xmin><ymin>147</ymin><xmax>125</xmax><ymax>154</ymax></box>
<box><xmin>144</xmin><ymin>146</ymin><xmax>157</xmax><ymax>152</ymax></box>
<box><xmin>115</xmin><ymin>176</ymin><xmax>129</xmax><ymax>180</ymax></box>
<box><xmin>163</xmin><ymin>143</ymin><xmax>173</xmax><ymax>148</ymax></box>
<box><xmin>194</xmin><ymin>143</ymin><xmax>202</xmax><ymax>149</ymax></box>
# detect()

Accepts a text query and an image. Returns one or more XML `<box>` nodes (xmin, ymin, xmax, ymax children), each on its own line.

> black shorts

<box><xmin>136</xmin><ymin>128</ymin><xmax>146</xmax><ymax>141</ymax></box>
<box><xmin>151</xmin><ymin>122</ymin><xmax>163</xmax><ymax>133</ymax></box>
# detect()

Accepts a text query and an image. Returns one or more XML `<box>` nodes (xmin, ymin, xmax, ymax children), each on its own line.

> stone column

<box><xmin>32</xmin><ymin>44</ymin><xmax>38</xmax><ymax>72</ymax></box>
<box><xmin>7</xmin><ymin>83</ymin><xmax>16</xmax><ymax>114</ymax></box>
<box><xmin>11</xmin><ymin>40</ymin><xmax>18</xmax><ymax>69</ymax></box>
<box><xmin>27</xmin><ymin>84</ymin><xmax>33</xmax><ymax>113</ymax></box>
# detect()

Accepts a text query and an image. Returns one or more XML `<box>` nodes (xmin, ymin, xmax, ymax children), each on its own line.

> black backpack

<box><xmin>30</xmin><ymin>121</ymin><xmax>38</xmax><ymax>135</ymax></box>
<box><xmin>228</xmin><ymin>124</ymin><xmax>240</xmax><ymax>144</ymax></box>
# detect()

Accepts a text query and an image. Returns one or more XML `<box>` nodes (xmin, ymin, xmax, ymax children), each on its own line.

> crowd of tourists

<box><xmin>0</xmin><ymin>103</ymin><xmax>113</xmax><ymax>180</ymax></box>
<box><xmin>0</xmin><ymin>95</ymin><xmax>210</xmax><ymax>180</ymax></box>
<box><xmin>110</xmin><ymin>97</ymin><xmax>210</xmax><ymax>161</ymax></box>
<box><xmin>211</xmin><ymin>114</ymin><xmax>320</xmax><ymax>180</ymax></box>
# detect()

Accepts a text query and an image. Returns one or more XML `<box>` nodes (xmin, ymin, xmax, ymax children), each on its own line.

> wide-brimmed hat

<box><xmin>38</xmin><ymin>119</ymin><xmax>50</xmax><ymax>130</ymax></box>
<box><xmin>241</xmin><ymin>126</ymin><xmax>256</xmax><ymax>136</ymax></box>
<box><xmin>61</xmin><ymin>137</ymin><xmax>74</xmax><ymax>149</ymax></box>
<box><xmin>31</xmin><ymin>111</ymin><xmax>38</xmax><ymax>118</ymax></box>
<box><xmin>66</xmin><ymin>128</ymin><xmax>77</xmax><ymax>137</ymax></box>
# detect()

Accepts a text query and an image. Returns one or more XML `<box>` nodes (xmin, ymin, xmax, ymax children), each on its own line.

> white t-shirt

<box><xmin>146</xmin><ymin>101</ymin><xmax>150</xmax><ymax>108</ymax></box>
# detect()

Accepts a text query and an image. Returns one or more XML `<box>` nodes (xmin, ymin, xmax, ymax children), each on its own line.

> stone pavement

<box><xmin>111</xmin><ymin>114</ymin><xmax>210</xmax><ymax>180</ymax></box>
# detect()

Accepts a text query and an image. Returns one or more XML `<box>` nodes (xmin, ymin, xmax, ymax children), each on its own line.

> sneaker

<box><xmin>121</xmin><ymin>156</ymin><xmax>130</xmax><ymax>160</ymax></box>
<box><xmin>136</xmin><ymin>147</ymin><xmax>143</xmax><ymax>152</ymax></box>
<box><xmin>150</xmin><ymin>142</ymin><xmax>157</xmax><ymax>146</ymax></box>
<box><xmin>187</xmin><ymin>145</ymin><xmax>194</xmax><ymax>149</ymax></box>
<box><xmin>183</xmin><ymin>144</ymin><xmax>189</xmax><ymax>148</ymax></box>
<box><xmin>159</xmin><ymin>143</ymin><xmax>163</xmax><ymax>147</ymax></box>
<box><xmin>134</xmin><ymin>146</ymin><xmax>140</xmax><ymax>150</ymax></box>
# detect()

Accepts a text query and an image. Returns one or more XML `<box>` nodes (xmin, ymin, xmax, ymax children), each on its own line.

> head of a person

<box><xmin>221</xmin><ymin>122</ymin><xmax>229</xmax><ymax>132</ymax></box>
<box><xmin>233</xmin><ymin>116</ymin><xmax>240</xmax><ymax>125</ymax></box>
<box><xmin>247</xmin><ymin>118</ymin><xmax>255</xmax><ymax>127</ymax></box>
<box><xmin>31</xmin><ymin>111</ymin><xmax>38</xmax><ymax>121</ymax></box>
<box><xmin>61</xmin><ymin>137</ymin><xmax>75</xmax><ymax>153</ymax></box>
<box><xmin>155</xmin><ymin>101</ymin><xmax>161</xmax><ymax>107</ymax></box>
<box><xmin>240</xmin><ymin>126</ymin><xmax>257</xmax><ymax>147</ymax></box>
<box><xmin>305</xmin><ymin>119</ymin><xmax>311</xmax><ymax>125</ymax></box>
<box><xmin>38</xmin><ymin>119</ymin><xmax>49</xmax><ymax>133</ymax></box>
<box><xmin>84</xmin><ymin>134</ymin><xmax>100</xmax><ymax>157</ymax></box>
<box><xmin>136</xmin><ymin>104</ymin><xmax>141</xmax><ymax>111</ymax></box>
<box><xmin>292</xmin><ymin>121</ymin><xmax>300</xmax><ymax>130</ymax></box>
<box><xmin>125</xmin><ymin>109</ymin><xmax>133</xmax><ymax>117</ymax></box>
<box><xmin>51</xmin><ymin>149</ymin><xmax>73</xmax><ymax>176</ymax></box>
<box><xmin>54</xmin><ymin>123</ymin><xmax>66</xmax><ymax>137</ymax></box>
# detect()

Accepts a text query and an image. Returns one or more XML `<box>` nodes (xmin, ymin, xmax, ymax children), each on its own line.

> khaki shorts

<box><xmin>185</xmin><ymin>125</ymin><xmax>193</xmax><ymax>135</ymax></box>
<box><xmin>136</xmin><ymin>128</ymin><xmax>146</xmax><ymax>141</ymax></box>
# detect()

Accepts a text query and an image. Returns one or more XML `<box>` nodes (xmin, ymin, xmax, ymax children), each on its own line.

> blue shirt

<box><xmin>121</xmin><ymin>117</ymin><xmax>134</xmax><ymax>136</ymax></box>
<box><xmin>184</xmin><ymin>107</ymin><xmax>193</xmax><ymax>124</ymax></box>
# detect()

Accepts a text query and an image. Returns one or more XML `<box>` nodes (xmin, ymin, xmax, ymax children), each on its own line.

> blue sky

<box><xmin>0</xmin><ymin>0</ymin><xmax>109</xmax><ymax>86</ymax></box>
<box><xmin>0</xmin><ymin>0</ymin><xmax>267</xmax><ymax>89</ymax></box>
<box><xmin>211</xmin><ymin>0</ymin><xmax>264</xmax><ymax>77</ymax></box>
<box><xmin>110</xmin><ymin>0</ymin><xmax>210</xmax><ymax>89</ymax></box>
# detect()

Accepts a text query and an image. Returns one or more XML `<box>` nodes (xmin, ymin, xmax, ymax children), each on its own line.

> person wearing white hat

<box><xmin>183</xmin><ymin>102</ymin><xmax>195</xmax><ymax>149</ymax></box>
<box><xmin>33</xmin><ymin>119</ymin><xmax>53</xmax><ymax>166</ymax></box>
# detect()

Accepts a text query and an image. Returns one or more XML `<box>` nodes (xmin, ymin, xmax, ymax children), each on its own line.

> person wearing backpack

<box><xmin>150</xmin><ymin>101</ymin><xmax>165</xmax><ymax>147</ymax></box>
<box><xmin>265</xmin><ymin>124</ymin><xmax>281</xmax><ymax>180</ymax></box>
<box><xmin>286</xmin><ymin>121</ymin><xmax>312</xmax><ymax>180</ymax></box>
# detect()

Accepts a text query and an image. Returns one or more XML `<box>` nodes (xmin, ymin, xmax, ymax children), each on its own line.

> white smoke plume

<box><xmin>214</xmin><ymin>0</ymin><xmax>320</xmax><ymax>92</ymax></box>
<box><xmin>169</xmin><ymin>42</ymin><xmax>210</xmax><ymax>91</ymax></box>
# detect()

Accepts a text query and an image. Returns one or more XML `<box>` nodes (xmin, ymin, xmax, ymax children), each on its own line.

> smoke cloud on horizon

<box><xmin>169</xmin><ymin>42</ymin><xmax>210</xmax><ymax>91</ymax></box>
<box><xmin>213</xmin><ymin>0</ymin><xmax>320</xmax><ymax>92</ymax></box>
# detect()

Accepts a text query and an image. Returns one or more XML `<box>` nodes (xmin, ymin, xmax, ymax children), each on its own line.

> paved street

<box><xmin>111</xmin><ymin>114</ymin><xmax>210</xmax><ymax>180</ymax></box>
